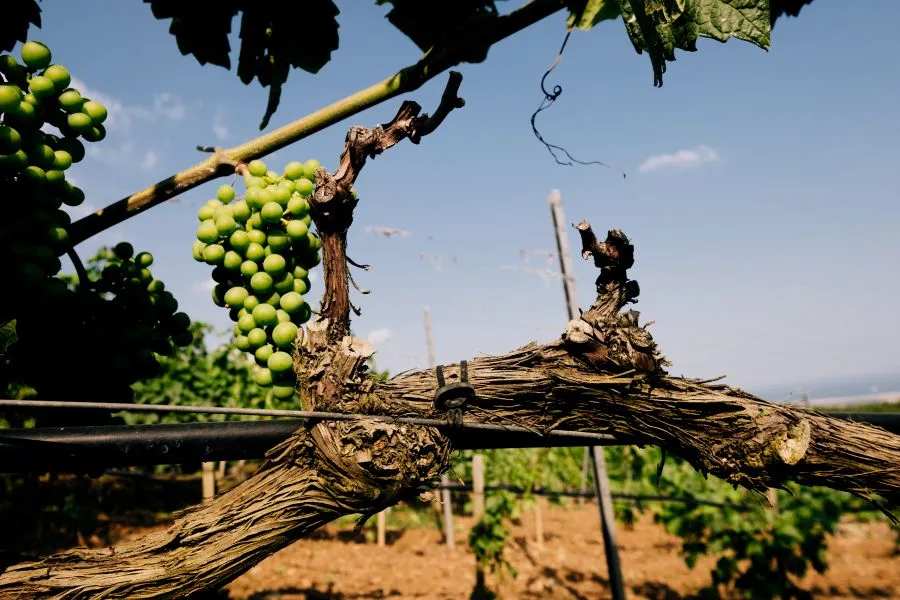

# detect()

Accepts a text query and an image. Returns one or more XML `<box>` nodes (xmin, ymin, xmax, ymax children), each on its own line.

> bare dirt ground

<box><xmin>205</xmin><ymin>502</ymin><xmax>900</xmax><ymax>600</ymax></box>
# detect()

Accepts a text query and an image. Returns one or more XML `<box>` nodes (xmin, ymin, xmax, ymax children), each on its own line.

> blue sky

<box><xmin>18</xmin><ymin>1</ymin><xmax>900</xmax><ymax>398</ymax></box>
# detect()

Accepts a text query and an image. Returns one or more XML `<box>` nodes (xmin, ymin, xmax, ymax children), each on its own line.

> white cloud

<box><xmin>141</xmin><ymin>150</ymin><xmax>159</xmax><ymax>170</ymax></box>
<box><xmin>308</xmin><ymin>270</ymin><xmax>319</xmax><ymax>282</ymax></box>
<box><xmin>212</xmin><ymin>106</ymin><xmax>230</xmax><ymax>141</ymax></box>
<box><xmin>153</xmin><ymin>92</ymin><xmax>186</xmax><ymax>121</ymax></box>
<box><xmin>367</xmin><ymin>328</ymin><xmax>392</xmax><ymax>345</ymax></box>
<box><xmin>638</xmin><ymin>144</ymin><xmax>719</xmax><ymax>173</ymax></box>
<box><xmin>192</xmin><ymin>279</ymin><xmax>217</xmax><ymax>293</ymax></box>
<box><xmin>365</xmin><ymin>225</ymin><xmax>411</xmax><ymax>238</ymax></box>
<box><xmin>69</xmin><ymin>76</ymin><xmax>153</xmax><ymax>131</ymax></box>
<box><xmin>65</xmin><ymin>202</ymin><xmax>98</xmax><ymax>220</ymax></box>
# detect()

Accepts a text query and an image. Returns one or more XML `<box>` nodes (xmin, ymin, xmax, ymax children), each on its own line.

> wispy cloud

<box><xmin>69</xmin><ymin>76</ymin><xmax>153</xmax><ymax>131</ymax></box>
<box><xmin>65</xmin><ymin>202</ymin><xmax>98</xmax><ymax>220</ymax></box>
<box><xmin>367</xmin><ymin>328</ymin><xmax>392</xmax><ymax>345</ymax></box>
<box><xmin>500</xmin><ymin>265</ymin><xmax>562</xmax><ymax>287</ymax></box>
<box><xmin>153</xmin><ymin>92</ymin><xmax>186</xmax><ymax>121</ymax></box>
<box><xmin>212</xmin><ymin>105</ymin><xmax>230</xmax><ymax>141</ymax></box>
<box><xmin>365</xmin><ymin>225</ymin><xmax>411</xmax><ymax>238</ymax></box>
<box><xmin>638</xmin><ymin>144</ymin><xmax>719</xmax><ymax>173</ymax></box>
<box><xmin>192</xmin><ymin>279</ymin><xmax>217</xmax><ymax>293</ymax></box>
<box><xmin>141</xmin><ymin>150</ymin><xmax>159</xmax><ymax>170</ymax></box>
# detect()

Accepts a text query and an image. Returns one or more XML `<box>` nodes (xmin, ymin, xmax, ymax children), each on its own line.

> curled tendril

<box><xmin>530</xmin><ymin>31</ymin><xmax>626</xmax><ymax>178</ymax></box>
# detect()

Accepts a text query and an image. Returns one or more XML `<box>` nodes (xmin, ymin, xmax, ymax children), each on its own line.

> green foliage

<box><xmin>375</xmin><ymin>0</ymin><xmax>499</xmax><ymax>63</ymax></box>
<box><xmin>142</xmin><ymin>0</ymin><xmax>340</xmax><ymax>129</ymax></box>
<box><xmin>469</xmin><ymin>490</ymin><xmax>520</xmax><ymax>599</ymax></box>
<box><xmin>129</xmin><ymin>321</ymin><xmax>275</xmax><ymax>426</ymax></box>
<box><xmin>0</xmin><ymin>2</ymin><xmax>816</xmax><ymax>129</ymax></box>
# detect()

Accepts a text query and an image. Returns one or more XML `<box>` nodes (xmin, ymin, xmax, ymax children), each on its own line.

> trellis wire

<box><xmin>0</xmin><ymin>399</ymin><xmax>617</xmax><ymax>443</ymax></box>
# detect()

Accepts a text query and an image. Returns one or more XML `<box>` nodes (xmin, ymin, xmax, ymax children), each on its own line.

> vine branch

<box><xmin>310</xmin><ymin>72</ymin><xmax>465</xmax><ymax>342</ymax></box>
<box><xmin>3</xmin><ymin>215</ymin><xmax>898</xmax><ymax>598</ymax></box>
<box><xmin>65</xmin><ymin>0</ymin><xmax>567</xmax><ymax>247</ymax></box>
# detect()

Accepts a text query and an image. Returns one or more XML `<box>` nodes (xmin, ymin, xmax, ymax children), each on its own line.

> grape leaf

<box><xmin>375</xmin><ymin>0</ymin><xmax>499</xmax><ymax>63</ymax></box>
<box><xmin>143</xmin><ymin>0</ymin><xmax>239</xmax><ymax>69</ymax></box>
<box><xmin>0</xmin><ymin>0</ymin><xmax>41</xmax><ymax>53</ymax></box>
<box><xmin>145</xmin><ymin>0</ymin><xmax>339</xmax><ymax>130</ymax></box>
<box><xmin>566</xmin><ymin>0</ymin><xmax>621</xmax><ymax>31</ymax></box>
<box><xmin>771</xmin><ymin>0</ymin><xmax>815</xmax><ymax>25</ymax></box>
<box><xmin>0</xmin><ymin>321</ymin><xmax>16</xmax><ymax>356</ymax></box>
<box><xmin>618</xmin><ymin>0</ymin><xmax>772</xmax><ymax>87</ymax></box>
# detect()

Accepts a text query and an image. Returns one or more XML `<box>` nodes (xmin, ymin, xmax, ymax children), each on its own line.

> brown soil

<box><xmin>198</xmin><ymin>501</ymin><xmax>898</xmax><ymax>600</ymax></box>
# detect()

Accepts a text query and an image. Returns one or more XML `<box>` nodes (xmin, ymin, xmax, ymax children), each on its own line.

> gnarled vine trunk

<box><xmin>2</xmin><ymin>75</ymin><xmax>897</xmax><ymax>599</ymax></box>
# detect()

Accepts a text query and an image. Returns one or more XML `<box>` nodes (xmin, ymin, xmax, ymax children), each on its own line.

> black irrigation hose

<box><xmin>0</xmin><ymin>399</ymin><xmax>617</xmax><ymax>443</ymax></box>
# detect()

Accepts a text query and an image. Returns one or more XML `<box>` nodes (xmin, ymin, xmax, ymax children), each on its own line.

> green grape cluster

<box><xmin>0</xmin><ymin>41</ymin><xmax>104</xmax><ymax>322</ymax></box>
<box><xmin>194</xmin><ymin>158</ymin><xmax>325</xmax><ymax>399</ymax></box>
<box><xmin>11</xmin><ymin>242</ymin><xmax>193</xmax><ymax>425</ymax></box>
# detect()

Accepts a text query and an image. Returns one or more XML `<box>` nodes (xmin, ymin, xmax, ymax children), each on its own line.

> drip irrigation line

<box><xmin>0</xmin><ymin>399</ymin><xmax>617</xmax><ymax>444</ymax></box>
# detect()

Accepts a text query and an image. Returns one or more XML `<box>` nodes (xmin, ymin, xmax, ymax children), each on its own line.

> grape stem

<box><xmin>64</xmin><ymin>0</ymin><xmax>567</xmax><ymax>247</ymax></box>
<box><xmin>66</xmin><ymin>247</ymin><xmax>90</xmax><ymax>291</ymax></box>
<box><xmin>310</xmin><ymin>72</ymin><xmax>466</xmax><ymax>342</ymax></box>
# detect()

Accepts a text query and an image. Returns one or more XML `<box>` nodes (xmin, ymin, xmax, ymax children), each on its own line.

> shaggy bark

<box><xmin>2</xmin><ymin>74</ymin><xmax>898</xmax><ymax>599</ymax></box>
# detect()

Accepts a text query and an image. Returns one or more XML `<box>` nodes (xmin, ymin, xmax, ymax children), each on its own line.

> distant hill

<box><xmin>749</xmin><ymin>370</ymin><xmax>900</xmax><ymax>406</ymax></box>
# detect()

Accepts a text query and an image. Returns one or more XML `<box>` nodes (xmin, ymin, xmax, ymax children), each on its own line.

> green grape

<box><xmin>43</xmin><ymin>64</ymin><xmax>71</xmax><ymax>90</ymax></box>
<box><xmin>294</xmin><ymin>178</ymin><xmax>314</xmax><ymax>197</ymax></box>
<box><xmin>81</xmin><ymin>125</ymin><xmax>106</xmax><ymax>143</ymax></box>
<box><xmin>215</xmin><ymin>215</ymin><xmax>237</xmax><ymax>236</ymax></box>
<box><xmin>196</xmin><ymin>220</ymin><xmax>219</xmax><ymax>243</ymax></box>
<box><xmin>202</xmin><ymin>244</ymin><xmax>225</xmax><ymax>265</ymax></box>
<box><xmin>253</xmin><ymin>367</ymin><xmax>273</xmax><ymax>386</ymax></box>
<box><xmin>262</xmin><ymin>253</ymin><xmax>286</xmax><ymax>276</ymax></box>
<box><xmin>197</xmin><ymin>204</ymin><xmax>216</xmax><ymax>221</ymax></box>
<box><xmin>243</xmin><ymin>295</ymin><xmax>260</xmax><ymax>311</ymax></box>
<box><xmin>240</xmin><ymin>260</ymin><xmax>259</xmax><ymax>277</ymax></box>
<box><xmin>270</xmin><ymin>185</ymin><xmax>291</xmax><ymax>206</ymax></box>
<box><xmin>254</xmin><ymin>344</ymin><xmax>274</xmax><ymax>366</ymax></box>
<box><xmin>247</xmin><ymin>159</ymin><xmax>267</xmax><ymax>177</ymax></box>
<box><xmin>286</xmin><ymin>196</ymin><xmax>309</xmax><ymax>217</ymax></box>
<box><xmin>234</xmin><ymin>335</ymin><xmax>251</xmax><ymax>351</ymax></box>
<box><xmin>279</xmin><ymin>292</ymin><xmax>305</xmax><ymax>314</ymax></box>
<box><xmin>237</xmin><ymin>313</ymin><xmax>256</xmax><ymax>333</ymax></box>
<box><xmin>57</xmin><ymin>89</ymin><xmax>84</xmax><ymax>112</ymax></box>
<box><xmin>247</xmin><ymin>229</ymin><xmax>266</xmax><ymax>245</ymax></box>
<box><xmin>67</xmin><ymin>112</ymin><xmax>93</xmax><ymax>133</ymax></box>
<box><xmin>293</xmin><ymin>278</ymin><xmax>309</xmax><ymax>295</ymax></box>
<box><xmin>286</xmin><ymin>219</ymin><xmax>308</xmax><ymax>241</ymax></box>
<box><xmin>275</xmin><ymin>309</ymin><xmax>291</xmax><ymax>324</ymax></box>
<box><xmin>20</xmin><ymin>41</ymin><xmax>52</xmax><ymax>69</ymax></box>
<box><xmin>247</xmin><ymin>327</ymin><xmax>267</xmax><ymax>348</ymax></box>
<box><xmin>260</xmin><ymin>202</ymin><xmax>282</xmax><ymax>224</ymax></box>
<box><xmin>82</xmin><ymin>100</ymin><xmax>107</xmax><ymax>124</ymax></box>
<box><xmin>0</xmin><ymin>125</ymin><xmax>22</xmax><ymax>153</ymax></box>
<box><xmin>231</xmin><ymin>200</ymin><xmax>251</xmax><ymax>222</ymax></box>
<box><xmin>52</xmin><ymin>149</ymin><xmax>73</xmax><ymax>170</ymax></box>
<box><xmin>28</xmin><ymin>76</ymin><xmax>55</xmax><ymax>98</ymax></box>
<box><xmin>217</xmin><ymin>184</ymin><xmax>235</xmax><ymax>203</ymax></box>
<box><xmin>192</xmin><ymin>240</ymin><xmax>207</xmax><ymax>262</ymax></box>
<box><xmin>272</xmin><ymin>385</ymin><xmax>296</xmax><ymax>399</ymax></box>
<box><xmin>302</xmin><ymin>159</ymin><xmax>321</xmax><ymax>180</ymax></box>
<box><xmin>273</xmin><ymin>273</ymin><xmax>294</xmax><ymax>294</ymax></box>
<box><xmin>224</xmin><ymin>286</ymin><xmax>249</xmax><ymax>308</ymax></box>
<box><xmin>229</xmin><ymin>230</ymin><xmax>250</xmax><ymax>253</ymax></box>
<box><xmin>0</xmin><ymin>84</ymin><xmax>23</xmax><ymax>112</ymax></box>
<box><xmin>223</xmin><ymin>250</ymin><xmax>242</xmax><ymax>270</ymax></box>
<box><xmin>245</xmin><ymin>242</ymin><xmax>265</xmax><ymax>262</ymax></box>
<box><xmin>249</xmin><ymin>271</ymin><xmax>273</xmax><ymax>295</ymax></box>
<box><xmin>283</xmin><ymin>161</ymin><xmax>304</xmax><ymax>180</ymax></box>
<box><xmin>272</xmin><ymin>322</ymin><xmax>298</xmax><ymax>348</ymax></box>
<box><xmin>268</xmin><ymin>351</ymin><xmax>293</xmax><ymax>374</ymax></box>
<box><xmin>251</xmin><ymin>303</ymin><xmax>277</xmax><ymax>327</ymax></box>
